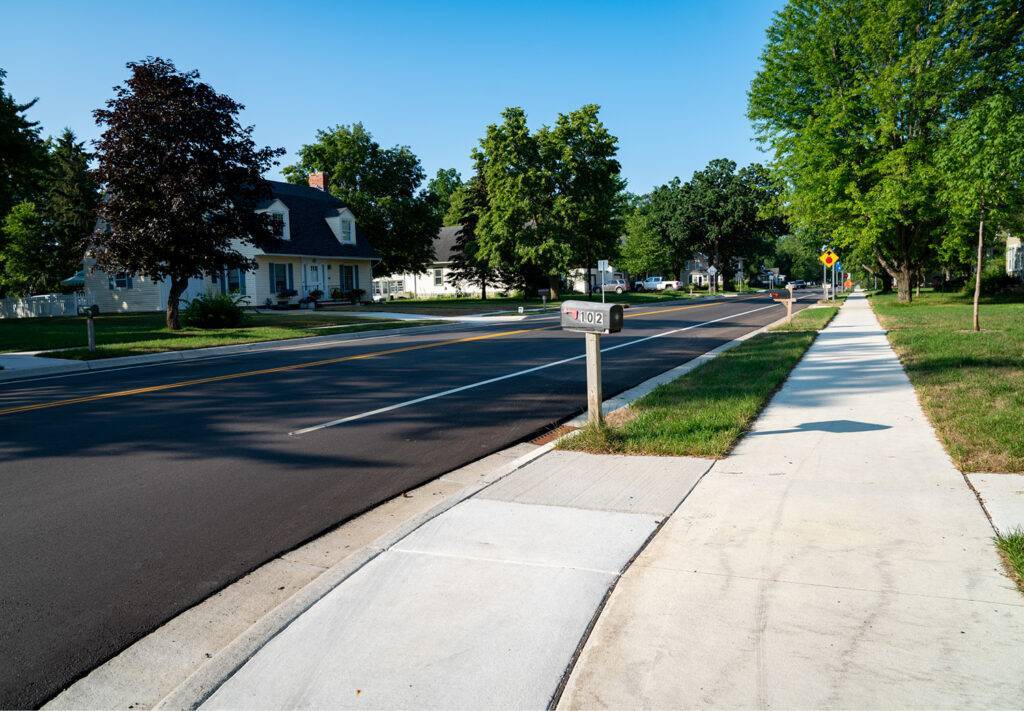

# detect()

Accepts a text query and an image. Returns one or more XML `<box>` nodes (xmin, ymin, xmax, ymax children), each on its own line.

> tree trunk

<box><xmin>547</xmin><ymin>274</ymin><xmax>560</xmax><ymax>301</ymax></box>
<box><xmin>480</xmin><ymin>278</ymin><xmax>487</xmax><ymax>300</ymax></box>
<box><xmin>895</xmin><ymin>266</ymin><xmax>913</xmax><ymax>303</ymax></box>
<box><xmin>879</xmin><ymin>270</ymin><xmax>893</xmax><ymax>293</ymax></box>
<box><xmin>166</xmin><ymin>276</ymin><xmax>188</xmax><ymax>329</ymax></box>
<box><xmin>585</xmin><ymin>268</ymin><xmax>593</xmax><ymax>296</ymax></box>
<box><xmin>973</xmin><ymin>206</ymin><xmax>985</xmax><ymax>332</ymax></box>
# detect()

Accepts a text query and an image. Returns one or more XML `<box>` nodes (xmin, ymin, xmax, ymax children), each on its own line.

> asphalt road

<box><xmin>0</xmin><ymin>292</ymin><xmax>817</xmax><ymax>708</ymax></box>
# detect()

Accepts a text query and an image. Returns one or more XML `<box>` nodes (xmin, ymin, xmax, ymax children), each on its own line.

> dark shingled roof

<box><xmin>433</xmin><ymin>226</ymin><xmax>462</xmax><ymax>264</ymax></box>
<box><xmin>258</xmin><ymin>180</ymin><xmax>378</xmax><ymax>261</ymax></box>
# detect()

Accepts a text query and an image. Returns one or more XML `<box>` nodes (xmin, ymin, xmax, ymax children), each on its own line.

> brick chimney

<box><xmin>308</xmin><ymin>171</ymin><xmax>327</xmax><ymax>191</ymax></box>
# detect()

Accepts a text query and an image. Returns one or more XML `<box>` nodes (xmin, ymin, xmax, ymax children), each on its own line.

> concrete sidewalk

<box><xmin>201</xmin><ymin>452</ymin><xmax>714</xmax><ymax>709</ymax></box>
<box><xmin>560</xmin><ymin>293</ymin><xmax>1024</xmax><ymax>709</ymax></box>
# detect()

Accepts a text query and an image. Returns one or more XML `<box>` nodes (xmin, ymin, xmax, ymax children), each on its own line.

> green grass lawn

<box><xmin>871</xmin><ymin>291</ymin><xmax>1024</xmax><ymax>472</ymax></box>
<box><xmin>997</xmin><ymin>530</ymin><xmax>1024</xmax><ymax>594</ymax></box>
<box><xmin>559</xmin><ymin>305</ymin><xmax>839</xmax><ymax>458</ymax></box>
<box><xmin>0</xmin><ymin>311</ymin><xmax>437</xmax><ymax>360</ymax></box>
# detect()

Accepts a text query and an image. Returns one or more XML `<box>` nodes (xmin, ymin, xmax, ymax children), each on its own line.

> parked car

<box><xmin>634</xmin><ymin>276</ymin><xmax>682</xmax><ymax>292</ymax></box>
<box><xmin>786</xmin><ymin>280</ymin><xmax>807</xmax><ymax>290</ymax></box>
<box><xmin>600</xmin><ymin>278</ymin><xmax>628</xmax><ymax>294</ymax></box>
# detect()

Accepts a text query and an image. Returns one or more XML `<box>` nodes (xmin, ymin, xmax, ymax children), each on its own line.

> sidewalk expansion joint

<box><xmin>388</xmin><ymin>547</ymin><xmax>623</xmax><ymax>577</ymax></box>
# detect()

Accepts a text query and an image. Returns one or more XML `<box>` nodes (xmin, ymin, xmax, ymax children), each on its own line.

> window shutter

<box><xmin>240</xmin><ymin>270</ymin><xmax>247</xmax><ymax>296</ymax></box>
<box><xmin>108</xmin><ymin>275</ymin><xmax>114</xmax><ymax>290</ymax></box>
<box><xmin>127</xmin><ymin>275</ymin><xmax>133</xmax><ymax>289</ymax></box>
<box><xmin>287</xmin><ymin>263</ymin><xmax>294</xmax><ymax>289</ymax></box>
<box><xmin>354</xmin><ymin>265</ymin><xmax>359</xmax><ymax>288</ymax></box>
<box><xmin>269</xmin><ymin>262</ymin><xmax>275</xmax><ymax>293</ymax></box>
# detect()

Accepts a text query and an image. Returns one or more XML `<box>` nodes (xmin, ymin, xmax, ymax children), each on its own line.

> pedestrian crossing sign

<box><xmin>819</xmin><ymin>249</ymin><xmax>839</xmax><ymax>268</ymax></box>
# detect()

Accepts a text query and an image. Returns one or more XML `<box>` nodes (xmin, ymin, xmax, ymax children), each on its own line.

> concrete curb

<box><xmin>153</xmin><ymin>441</ymin><xmax>557</xmax><ymax>710</ymax></box>
<box><xmin>0</xmin><ymin>320</ymin><xmax>482</xmax><ymax>384</ymax></box>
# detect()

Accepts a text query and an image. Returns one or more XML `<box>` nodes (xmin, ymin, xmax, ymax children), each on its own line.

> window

<box><xmin>340</xmin><ymin>219</ymin><xmax>354</xmax><ymax>243</ymax></box>
<box><xmin>269</xmin><ymin>263</ymin><xmax>291</xmax><ymax>293</ymax></box>
<box><xmin>341</xmin><ymin>265</ymin><xmax>355</xmax><ymax>291</ymax></box>
<box><xmin>223</xmin><ymin>267</ymin><xmax>245</xmax><ymax>294</ymax></box>
<box><xmin>434</xmin><ymin>268</ymin><xmax>443</xmax><ymax>287</ymax></box>
<box><xmin>109</xmin><ymin>272</ymin><xmax>133</xmax><ymax>290</ymax></box>
<box><xmin>270</xmin><ymin>212</ymin><xmax>286</xmax><ymax>238</ymax></box>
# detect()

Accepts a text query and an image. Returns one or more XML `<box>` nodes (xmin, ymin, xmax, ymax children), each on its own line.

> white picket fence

<box><xmin>0</xmin><ymin>293</ymin><xmax>89</xmax><ymax>319</ymax></box>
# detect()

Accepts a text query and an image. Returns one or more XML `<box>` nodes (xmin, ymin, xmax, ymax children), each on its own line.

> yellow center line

<box><xmin>0</xmin><ymin>300</ymin><xmax>727</xmax><ymax>418</ymax></box>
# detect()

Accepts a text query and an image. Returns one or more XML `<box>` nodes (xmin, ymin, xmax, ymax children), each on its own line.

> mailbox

<box><xmin>78</xmin><ymin>304</ymin><xmax>100</xmax><ymax>318</ymax></box>
<box><xmin>561</xmin><ymin>300</ymin><xmax>623</xmax><ymax>334</ymax></box>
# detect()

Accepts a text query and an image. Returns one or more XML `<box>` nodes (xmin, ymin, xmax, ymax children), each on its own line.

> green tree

<box><xmin>620</xmin><ymin>196</ymin><xmax>673</xmax><ymax>277</ymax></box>
<box><xmin>749</xmin><ymin>0</ymin><xmax>1024</xmax><ymax>303</ymax></box>
<box><xmin>0</xmin><ymin>68</ymin><xmax>47</xmax><ymax>221</ymax></box>
<box><xmin>92</xmin><ymin>58</ymin><xmax>283</xmax><ymax>329</ymax></box>
<box><xmin>427</xmin><ymin>167</ymin><xmax>463</xmax><ymax>225</ymax></box>
<box><xmin>0</xmin><ymin>202</ymin><xmax>50</xmax><ymax>294</ymax></box>
<box><xmin>475</xmin><ymin>107</ymin><xmax>562</xmax><ymax>295</ymax></box>
<box><xmin>283</xmin><ymin>123</ymin><xmax>439</xmax><ymax>274</ymax></box>
<box><xmin>680</xmin><ymin>159</ymin><xmax>781</xmax><ymax>289</ymax></box>
<box><xmin>444</xmin><ymin>168</ymin><xmax>505</xmax><ymax>298</ymax></box>
<box><xmin>939</xmin><ymin>94</ymin><xmax>1024</xmax><ymax>331</ymax></box>
<box><xmin>45</xmin><ymin>129</ymin><xmax>99</xmax><ymax>286</ymax></box>
<box><xmin>539</xmin><ymin>104</ymin><xmax>626</xmax><ymax>294</ymax></box>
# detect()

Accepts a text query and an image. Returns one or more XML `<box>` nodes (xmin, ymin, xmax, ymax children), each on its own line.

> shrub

<box><xmin>181</xmin><ymin>291</ymin><xmax>248</xmax><ymax>329</ymax></box>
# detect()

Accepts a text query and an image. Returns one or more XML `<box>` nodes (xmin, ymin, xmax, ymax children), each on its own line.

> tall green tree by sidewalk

<box><xmin>92</xmin><ymin>57</ymin><xmax>284</xmax><ymax>329</ymax></box>
<box><xmin>444</xmin><ymin>167</ymin><xmax>507</xmax><ymax>298</ymax></box>
<box><xmin>621</xmin><ymin>195</ymin><xmax>673</xmax><ymax>278</ymax></box>
<box><xmin>748</xmin><ymin>0</ymin><xmax>1024</xmax><ymax>303</ymax></box>
<box><xmin>283</xmin><ymin>123</ymin><xmax>440</xmax><ymax>275</ymax></box>
<box><xmin>939</xmin><ymin>95</ymin><xmax>1024</xmax><ymax>331</ymax></box>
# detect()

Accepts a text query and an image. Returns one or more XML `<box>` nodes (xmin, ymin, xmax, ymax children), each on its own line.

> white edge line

<box><xmin>289</xmin><ymin>302</ymin><xmax>780</xmax><ymax>436</ymax></box>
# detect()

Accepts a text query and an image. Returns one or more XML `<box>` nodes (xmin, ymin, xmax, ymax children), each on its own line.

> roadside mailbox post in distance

<box><xmin>561</xmin><ymin>300</ymin><xmax>624</xmax><ymax>425</ymax></box>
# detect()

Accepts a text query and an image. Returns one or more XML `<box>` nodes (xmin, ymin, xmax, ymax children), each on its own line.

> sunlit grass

<box><xmin>872</xmin><ymin>291</ymin><xmax>1024</xmax><ymax>472</ymax></box>
<box><xmin>560</xmin><ymin>306</ymin><xmax>839</xmax><ymax>458</ymax></box>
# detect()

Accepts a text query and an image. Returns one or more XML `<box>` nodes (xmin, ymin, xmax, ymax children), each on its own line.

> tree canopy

<box><xmin>427</xmin><ymin>167</ymin><xmax>463</xmax><ymax>226</ymax></box>
<box><xmin>0</xmin><ymin>68</ymin><xmax>47</xmax><ymax>221</ymax></box>
<box><xmin>283</xmin><ymin>123</ymin><xmax>439</xmax><ymax>275</ymax></box>
<box><xmin>91</xmin><ymin>57</ymin><xmax>283</xmax><ymax>328</ymax></box>
<box><xmin>748</xmin><ymin>0</ymin><xmax>1024</xmax><ymax>301</ymax></box>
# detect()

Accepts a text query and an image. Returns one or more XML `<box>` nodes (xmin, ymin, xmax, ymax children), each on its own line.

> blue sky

<box><xmin>1</xmin><ymin>0</ymin><xmax>783</xmax><ymax>194</ymax></box>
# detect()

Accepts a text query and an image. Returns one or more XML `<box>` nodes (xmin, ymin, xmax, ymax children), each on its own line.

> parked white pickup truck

<box><xmin>633</xmin><ymin>276</ymin><xmax>682</xmax><ymax>292</ymax></box>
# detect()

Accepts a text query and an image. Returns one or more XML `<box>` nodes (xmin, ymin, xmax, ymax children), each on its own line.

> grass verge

<box><xmin>871</xmin><ymin>290</ymin><xmax>1024</xmax><ymax>472</ymax></box>
<box><xmin>996</xmin><ymin>530</ymin><xmax>1024</xmax><ymax>594</ymax></box>
<box><xmin>0</xmin><ymin>312</ymin><xmax>438</xmax><ymax>360</ymax></box>
<box><xmin>559</xmin><ymin>305</ymin><xmax>839</xmax><ymax>458</ymax></box>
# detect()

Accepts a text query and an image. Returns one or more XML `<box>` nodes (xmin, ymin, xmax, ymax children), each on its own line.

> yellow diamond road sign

<box><xmin>819</xmin><ymin>249</ymin><xmax>838</xmax><ymax>268</ymax></box>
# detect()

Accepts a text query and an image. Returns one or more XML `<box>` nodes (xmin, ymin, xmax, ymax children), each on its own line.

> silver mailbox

<box><xmin>560</xmin><ymin>300</ymin><xmax>624</xmax><ymax>334</ymax></box>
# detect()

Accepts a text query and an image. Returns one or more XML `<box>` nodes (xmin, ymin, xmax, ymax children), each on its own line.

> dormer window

<box><xmin>270</xmin><ymin>212</ymin><xmax>286</xmax><ymax>238</ymax></box>
<box><xmin>341</xmin><ymin>219</ymin><xmax>354</xmax><ymax>243</ymax></box>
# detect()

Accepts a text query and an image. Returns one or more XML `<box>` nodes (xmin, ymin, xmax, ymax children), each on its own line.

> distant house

<box><xmin>82</xmin><ymin>173</ymin><xmax>378</xmax><ymax>312</ymax></box>
<box><xmin>1007</xmin><ymin>236</ymin><xmax>1023</xmax><ymax>279</ymax></box>
<box><xmin>373</xmin><ymin>226</ymin><xmax>486</xmax><ymax>300</ymax></box>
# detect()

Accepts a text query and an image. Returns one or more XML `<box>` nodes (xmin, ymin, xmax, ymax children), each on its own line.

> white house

<box><xmin>373</xmin><ymin>226</ymin><xmax>487</xmax><ymax>299</ymax></box>
<box><xmin>82</xmin><ymin>174</ymin><xmax>378</xmax><ymax>312</ymax></box>
<box><xmin>1007</xmin><ymin>235</ymin><xmax>1022</xmax><ymax>278</ymax></box>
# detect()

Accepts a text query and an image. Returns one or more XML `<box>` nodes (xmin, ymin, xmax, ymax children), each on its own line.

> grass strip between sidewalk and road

<box><xmin>559</xmin><ymin>305</ymin><xmax>839</xmax><ymax>458</ymax></box>
<box><xmin>871</xmin><ymin>290</ymin><xmax>1024</xmax><ymax>473</ymax></box>
<box><xmin>996</xmin><ymin>530</ymin><xmax>1024</xmax><ymax>594</ymax></box>
<box><xmin>0</xmin><ymin>312</ymin><xmax>439</xmax><ymax>360</ymax></box>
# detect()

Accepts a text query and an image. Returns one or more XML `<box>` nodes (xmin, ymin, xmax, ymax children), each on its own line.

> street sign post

<box><xmin>561</xmin><ymin>300</ymin><xmax>624</xmax><ymax>425</ymax></box>
<box><xmin>597</xmin><ymin>259</ymin><xmax>610</xmax><ymax>302</ymax></box>
<box><xmin>820</xmin><ymin>249</ymin><xmax>839</xmax><ymax>300</ymax></box>
<box><xmin>707</xmin><ymin>265</ymin><xmax>718</xmax><ymax>294</ymax></box>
